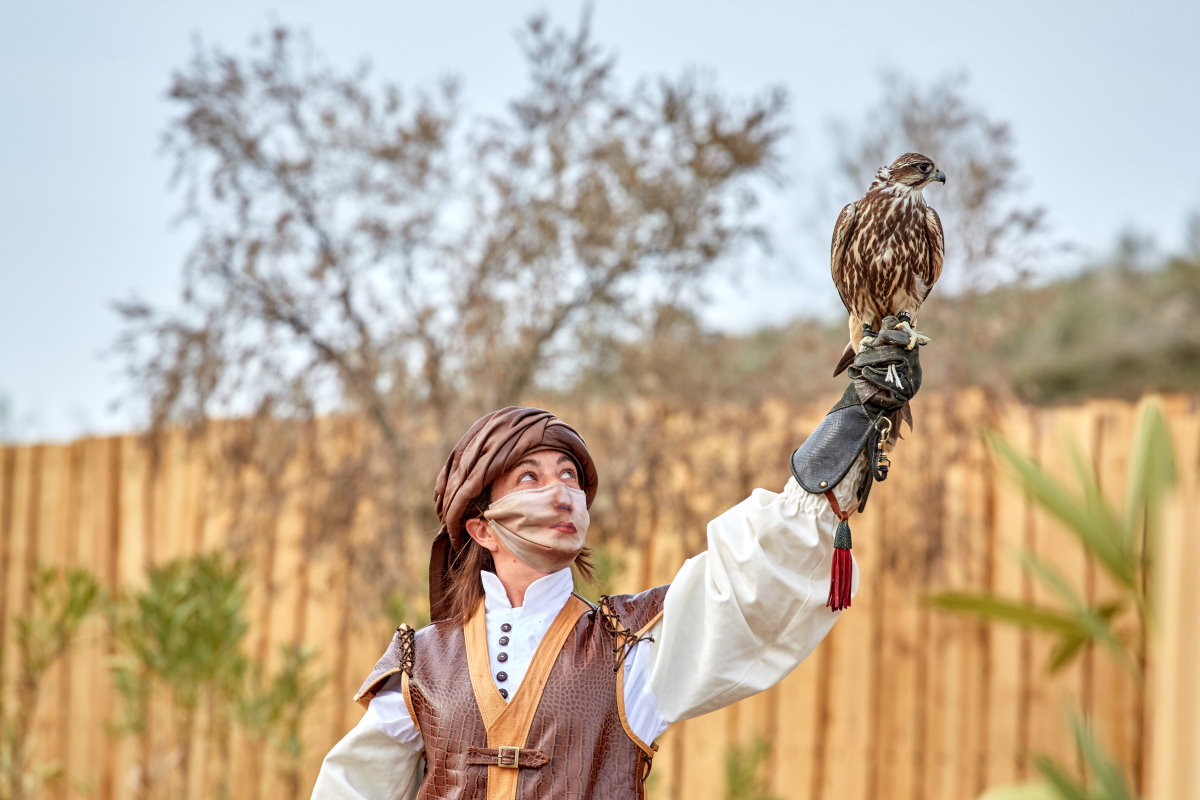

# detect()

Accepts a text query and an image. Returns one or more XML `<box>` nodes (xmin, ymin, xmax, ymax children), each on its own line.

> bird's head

<box><xmin>875</xmin><ymin>153</ymin><xmax>946</xmax><ymax>191</ymax></box>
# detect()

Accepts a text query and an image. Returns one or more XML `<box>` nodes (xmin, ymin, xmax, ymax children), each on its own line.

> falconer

<box><xmin>311</xmin><ymin>320</ymin><xmax>922</xmax><ymax>800</ymax></box>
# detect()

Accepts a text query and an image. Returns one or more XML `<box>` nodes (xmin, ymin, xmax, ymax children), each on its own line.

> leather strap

<box><xmin>465</xmin><ymin>746</ymin><xmax>550</xmax><ymax>769</ymax></box>
<box><xmin>823</xmin><ymin>490</ymin><xmax>857</xmax><ymax>521</ymax></box>
<box><xmin>615</xmin><ymin>609</ymin><xmax>664</xmax><ymax>778</ymax></box>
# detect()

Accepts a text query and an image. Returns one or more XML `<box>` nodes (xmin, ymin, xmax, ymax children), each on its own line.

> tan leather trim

<box><xmin>353</xmin><ymin>667</ymin><xmax>401</xmax><ymax>708</ymax></box>
<box><xmin>614</xmin><ymin>609</ymin><xmax>664</xmax><ymax>762</ymax></box>
<box><xmin>470</xmin><ymin>594</ymin><xmax>589</xmax><ymax>800</ymax></box>
<box><xmin>634</xmin><ymin>609</ymin><xmax>664</xmax><ymax>642</ymax></box>
<box><xmin>400</xmin><ymin>670</ymin><xmax>422</xmax><ymax>740</ymax></box>
<box><xmin>465</xmin><ymin>600</ymin><xmax>509</xmax><ymax>728</ymax></box>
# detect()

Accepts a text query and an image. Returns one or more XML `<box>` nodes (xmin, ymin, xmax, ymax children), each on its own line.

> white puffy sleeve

<box><xmin>631</xmin><ymin>473</ymin><xmax>860</xmax><ymax>729</ymax></box>
<box><xmin>310</xmin><ymin>687</ymin><xmax>424</xmax><ymax>800</ymax></box>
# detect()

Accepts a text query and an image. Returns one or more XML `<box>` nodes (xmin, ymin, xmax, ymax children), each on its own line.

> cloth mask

<box><xmin>483</xmin><ymin>483</ymin><xmax>589</xmax><ymax>574</ymax></box>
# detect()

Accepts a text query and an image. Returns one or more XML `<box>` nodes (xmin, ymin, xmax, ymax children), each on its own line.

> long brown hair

<box><xmin>444</xmin><ymin>489</ymin><xmax>596</xmax><ymax>626</ymax></box>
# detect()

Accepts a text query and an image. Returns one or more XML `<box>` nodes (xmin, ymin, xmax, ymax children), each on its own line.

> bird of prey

<box><xmin>830</xmin><ymin>152</ymin><xmax>945</xmax><ymax>377</ymax></box>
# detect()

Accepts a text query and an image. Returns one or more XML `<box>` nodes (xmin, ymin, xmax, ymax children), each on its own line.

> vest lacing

<box><xmin>597</xmin><ymin>595</ymin><xmax>656</xmax><ymax>674</ymax></box>
<box><xmin>394</xmin><ymin>623</ymin><xmax>416</xmax><ymax>677</ymax></box>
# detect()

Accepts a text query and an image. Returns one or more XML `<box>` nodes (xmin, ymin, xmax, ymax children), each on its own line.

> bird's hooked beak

<box><xmin>933</xmin><ymin>170</ymin><xmax>946</xmax><ymax>185</ymax></box>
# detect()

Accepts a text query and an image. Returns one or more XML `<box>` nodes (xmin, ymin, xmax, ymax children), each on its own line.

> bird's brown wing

<box><xmin>830</xmin><ymin>201</ymin><xmax>859</xmax><ymax>312</ymax></box>
<box><xmin>920</xmin><ymin>205</ymin><xmax>945</xmax><ymax>301</ymax></box>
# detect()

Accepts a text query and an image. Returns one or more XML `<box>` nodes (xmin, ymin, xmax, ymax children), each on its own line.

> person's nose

<box><xmin>550</xmin><ymin>484</ymin><xmax>573</xmax><ymax>512</ymax></box>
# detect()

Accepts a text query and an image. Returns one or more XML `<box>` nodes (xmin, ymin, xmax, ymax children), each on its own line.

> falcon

<box><xmin>830</xmin><ymin>152</ymin><xmax>945</xmax><ymax>376</ymax></box>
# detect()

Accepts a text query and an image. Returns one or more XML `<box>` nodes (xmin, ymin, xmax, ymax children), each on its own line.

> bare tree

<box><xmin>115</xmin><ymin>13</ymin><xmax>787</xmax><ymax>607</ymax></box>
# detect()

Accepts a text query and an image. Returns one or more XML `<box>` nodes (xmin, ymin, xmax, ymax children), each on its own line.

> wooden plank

<box><xmin>868</xmin><ymin>413</ymin><xmax>927</xmax><ymax>800</ymax></box>
<box><xmin>98</xmin><ymin>435</ymin><xmax>123</xmax><ymax>800</ymax></box>
<box><xmin>818</xmin><ymin>576</ymin><xmax>875</xmax><ymax>799</ymax></box>
<box><xmin>112</xmin><ymin>435</ymin><xmax>150</xmax><ymax>800</ymax></box>
<box><xmin>260</xmin><ymin>431</ymin><xmax>311</xmax><ymax>800</ymax></box>
<box><xmin>732</xmin><ymin>684</ymin><xmax>776</xmax><ymax>788</ymax></box>
<box><xmin>67</xmin><ymin>438</ymin><xmax>112</xmax><ymax>800</ymax></box>
<box><xmin>1023</xmin><ymin>406</ymin><xmax>1088</xmax><ymax>772</ymax></box>
<box><xmin>1083</xmin><ymin>400</ymin><xmax>1141</xmax><ymax>784</ymax></box>
<box><xmin>915</xmin><ymin>393</ymin><xmax>961</xmax><ymax>800</ymax></box>
<box><xmin>0</xmin><ymin>446</ymin><xmax>14</xmax><ymax>714</ymax></box>
<box><xmin>1148</xmin><ymin>399</ymin><xmax>1199</xmax><ymax>799</ymax></box>
<box><xmin>0</xmin><ymin>446</ymin><xmax>17</xmax><ymax>742</ymax></box>
<box><xmin>985</xmin><ymin>402</ymin><xmax>1035</xmax><ymax>788</ymax></box>
<box><xmin>643</xmin><ymin>725</ymin><xmax>676</xmax><ymax>800</ymax></box>
<box><xmin>32</xmin><ymin>444</ymin><xmax>70</xmax><ymax>793</ymax></box>
<box><xmin>953</xmin><ymin>394</ymin><xmax>992</xmax><ymax>800</ymax></box>
<box><xmin>153</xmin><ymin>429</ymin><xmax>189</xmax><ymax>567</ymax></box>
<box><xmin>1</xmin><ymin>447</ymin><xmax>38</xmax><ymax>794</ymax></box>
<box><xmin>300</xmin><ymin>422</ymin><xmax>352</xmax><ymax>787</ymax></box>
<box><xmin>675</xmin><ymin>703</ymin><xmax>734</xmax><ymax>799</ymax></box>
<box><xmin>152</xmin><ymin>429</ymin><xmax>191</xmax><ymax>800</ymax></box>
<box><xmin>771</xmin><ymin>643</ymin><xmax>824</xmax><ymax>800</ymax></box>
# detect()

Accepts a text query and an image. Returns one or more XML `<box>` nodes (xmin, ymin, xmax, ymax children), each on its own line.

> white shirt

<box><xmin>313</xmin><ymin>475</ymin><xmax>859</xmax><ymax>799</ymax></box>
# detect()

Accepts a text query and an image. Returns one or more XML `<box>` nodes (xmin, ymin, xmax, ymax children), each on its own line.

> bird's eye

<box><xmin>918</xmin><ymin>163</ymin><xmax>931</xmax><ymax>172</ymax></box>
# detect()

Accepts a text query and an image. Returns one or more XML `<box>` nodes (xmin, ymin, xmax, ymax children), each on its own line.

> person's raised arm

<box><xmin>630</xmin><ymin>319</ymin><xmax>922</xmax><ymax>728</ymax></box>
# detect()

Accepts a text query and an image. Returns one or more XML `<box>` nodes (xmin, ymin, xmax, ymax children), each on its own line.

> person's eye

<box><xmin>560</xmin><ymin>468</ymin><xmax>579</xmax><ymax>482</ymax></box>
<box><xmin>518</xmin><ymin>471</ymin><xmax>537</xmax><ymax>483</ymax></box>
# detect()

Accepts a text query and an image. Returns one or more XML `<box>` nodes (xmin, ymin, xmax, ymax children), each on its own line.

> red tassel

<box><xmin>827</xmin><ymin>544</ymin><xmax>854</xmax><ymax>611</ymax></box>
<box><xmin>824</xmin><ymin>491</ymin><xmax>855</xmax><ymax>611</ymax></box>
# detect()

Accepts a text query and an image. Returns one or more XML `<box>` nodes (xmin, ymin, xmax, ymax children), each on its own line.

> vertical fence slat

<box><xmin>772</xmin><ymin>640</ymin><xmax>824</xmax><ymax>800</ymax></box>
<box><xmin>34</xmin><ymin>445</ymin><xmax>70</xmax><ymax>792</ymax></box>
<box><xmin>69</xmin><ymin>439</ymin><xmax>113</xmax><ymax>799</ymax></box>
<box><xmin>1149</xmin><ymin>398</ymin><xmax>1200</xmax><ymax>799</ymax></box>
<box><xmin>1086</xmin><ymin>400</ymin><xmax>1141</xmax><ymax>782</ymax></box>
<box><xmin>985</xmin><ymin>402</ymin><xmax>1035</xmax><ymax>789</ymax></box>
<box><xmin>1023</xmin><ymin>407</ymin><xmax>1089</xmax><ymax>773</ymax></box>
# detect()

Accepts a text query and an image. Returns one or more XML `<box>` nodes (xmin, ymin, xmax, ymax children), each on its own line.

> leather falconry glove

<box><xmin>789</xmin><ymin>315</ymin><xmax>923</xmax><ymax>610</ymax></box>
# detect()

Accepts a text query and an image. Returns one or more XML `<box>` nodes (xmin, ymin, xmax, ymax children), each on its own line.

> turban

<box><xmin>428</xmin><ymin>406</ymin><xmax>598</xmax><ymax>620</ymax></box>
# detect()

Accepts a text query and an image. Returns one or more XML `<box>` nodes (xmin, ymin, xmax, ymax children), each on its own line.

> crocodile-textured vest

<box><xmin>355</xmin><ymin>585</ymin><xmax>669</xmax><ymax>800</ymax></box>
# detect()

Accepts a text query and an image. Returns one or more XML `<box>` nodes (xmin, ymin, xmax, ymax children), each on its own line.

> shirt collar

<box><xmin>480</xmin><ymin>567</ymin><xmax>574</xmax><ymax>613</ymax></box>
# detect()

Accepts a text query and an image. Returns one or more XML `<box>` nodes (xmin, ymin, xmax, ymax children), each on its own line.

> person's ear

<box><xmin>465</xmin><ymin>517</ymin><xmax>500</xmax><ymax>553</ymax></box>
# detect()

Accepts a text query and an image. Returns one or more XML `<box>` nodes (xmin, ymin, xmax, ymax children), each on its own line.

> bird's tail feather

<box><xmin>832</xmin><ymin>342</ymin><xmax>855</xmax><ymax>377</ymax></box>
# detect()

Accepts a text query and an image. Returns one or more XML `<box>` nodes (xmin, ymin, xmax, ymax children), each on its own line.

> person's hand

<box><xmin>847</xmin><ymin>315</ymin><xmax>922</xmax><ymax>415</ymax></box>
<box><xmin>790</xmin><ymin>315</ymin><xmax>924</xmax><ymax>506</ymax></box>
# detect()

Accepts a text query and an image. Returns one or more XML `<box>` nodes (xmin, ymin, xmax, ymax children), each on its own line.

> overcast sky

<box><xmin>3</xmin><ymin>0</ymin><xmax>1198</xmax><ymax>442</ymax></box>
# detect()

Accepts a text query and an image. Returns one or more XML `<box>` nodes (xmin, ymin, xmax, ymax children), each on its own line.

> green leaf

<box><xmin>1017</xmin><ymin>551</ymin><xmax>1085</xmax><ymax>610</ymax></box>
<box><xmin>1046</xmin><ymin>634</ymin><xmax>1088</xmax><ymax>674</ymax></box>
<box><xmin>1123</xmin><ymin>401</ymin><xmax>1176</xmax><ymax>548</ymax></box>
<box><xmin>925</xmin><ymin>593</ymin><xmax>1085</xmax><ymax>636</ymax></box>
<box><xmin>1067</xmin><ymin>710</ymin><xmax>1136</xmax><ymax>800</ymax></box>
<box><xmin>1033</xmin><ymin>756</ymin><xmax>1090</xmax><ymax>800</ymax></box>
<box><xmin>987</xmin><ymin>433</ymin><xmax>1133</xmax><ymax>590</ymax></box>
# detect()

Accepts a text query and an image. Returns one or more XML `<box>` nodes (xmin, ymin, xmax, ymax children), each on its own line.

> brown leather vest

<box><xmin>355</xmin><ymin>585</ymin><xmax>669</xmax><ymax>800</ymax></box>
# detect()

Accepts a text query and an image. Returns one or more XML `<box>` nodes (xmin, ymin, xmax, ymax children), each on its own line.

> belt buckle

<box><xmin>497</xmin><ymin>746</ymin><xmax>520</xmax><ymax>769</ymax></box>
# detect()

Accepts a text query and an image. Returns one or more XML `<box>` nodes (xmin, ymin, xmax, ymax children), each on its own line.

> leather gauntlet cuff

<box><xmin>790</xmin><ymin>396</ymin><xmax>871</xmax><ymax>495</ymax></box>
<box><xmin>791</xmin><ymin>317</ymin><xmax>922</xmax><ymax>510</ymax></box>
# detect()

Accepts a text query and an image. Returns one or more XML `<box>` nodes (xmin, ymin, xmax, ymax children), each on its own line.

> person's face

<box><xmin>489</xmin><ymin>449</ymin><xmax>582</xmax><ymax>502</ymax></box>
<box><xmin>464</xmin><ymin>448</ymin><xmax>585</xmax><ymax>576</ymax></box>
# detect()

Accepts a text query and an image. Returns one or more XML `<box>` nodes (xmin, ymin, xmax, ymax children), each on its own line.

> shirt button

<box><xmin>498</xmin><ymin>636</ymin><xmax>509</xmax><ymax>646</ymax></box>
<box><xmin>497</xmin><ymin>652</ymin><xmax>508</xmax><ymax>662</ymax></box>
<box><xmin>499</xmin><ymin>688</ymin><xmax>509</xmax><ymax>699</ymax></box>
<box><xmin>496</xmin><ymin>671</ymin><xmax>508</xmax><ymax>682</ymax></box>
<box><xmin>500</xmin><ymin>623</ymin><xmax>512</xmax><ymax>632</ymax></box>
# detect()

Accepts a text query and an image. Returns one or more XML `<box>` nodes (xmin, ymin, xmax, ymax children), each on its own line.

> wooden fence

<box><xmin>0</xmin><ymin>393</ymin><xmax>1196</xmax><ymax>799</ymax></box>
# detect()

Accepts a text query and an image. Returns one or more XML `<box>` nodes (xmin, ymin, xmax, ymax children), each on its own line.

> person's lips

<box><xmin>551</xmin><ymin>522</ymin><xmax>577</xmax><ymax>534</ymax></box>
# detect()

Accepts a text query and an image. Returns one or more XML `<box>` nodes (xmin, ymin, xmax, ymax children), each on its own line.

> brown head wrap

<box><xmin>429</xmin><ymin>406</ymin><xmax>598</xmax><ymax>620</ymax></box>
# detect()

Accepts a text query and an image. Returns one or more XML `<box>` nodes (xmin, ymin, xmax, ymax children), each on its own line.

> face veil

<box><xmin>429</xmin><ymin>407</ymin><xmax>598</xmax><ymax>621</ymax></box>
